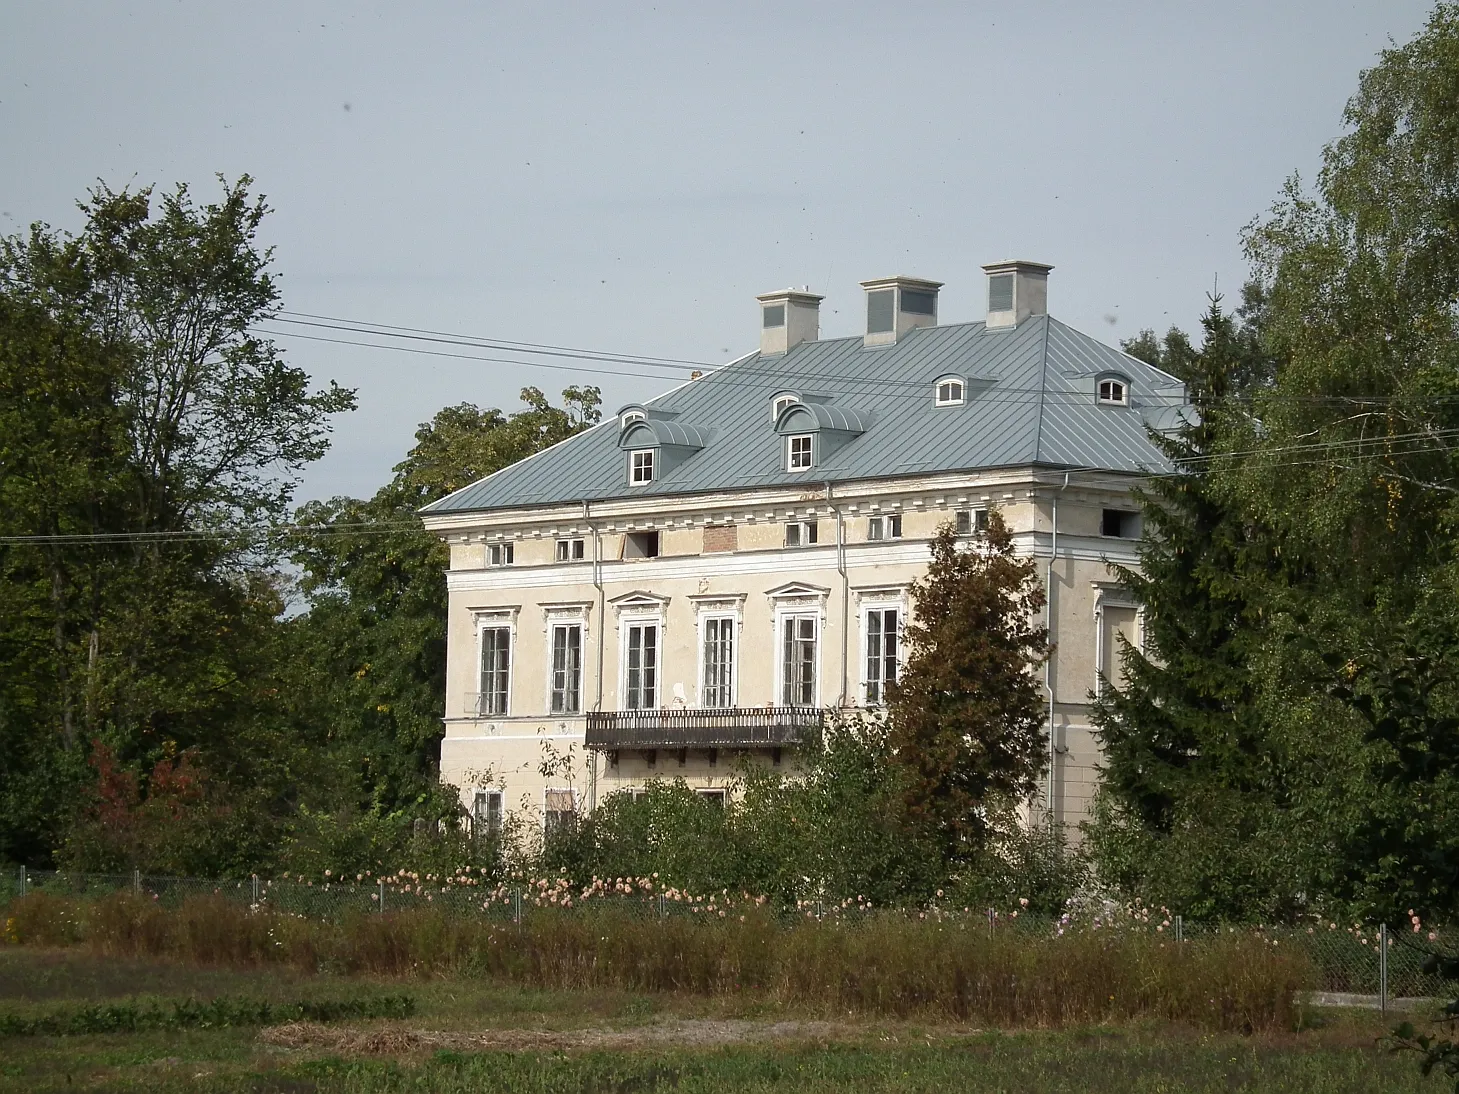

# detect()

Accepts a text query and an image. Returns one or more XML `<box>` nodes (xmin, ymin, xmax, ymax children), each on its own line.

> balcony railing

<box><xmin>584</xmin><ymin>706</ymin><xmax>822</xmax><ymax>751</ymax></box>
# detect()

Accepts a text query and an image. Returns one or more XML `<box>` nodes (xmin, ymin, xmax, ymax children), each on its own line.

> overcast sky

<box><xmin>1</xmin><ymin>1</ymin><xmax>1435</xmax><ymax>502</ymax></box>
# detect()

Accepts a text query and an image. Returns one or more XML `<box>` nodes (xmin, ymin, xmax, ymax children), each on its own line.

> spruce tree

<box><xmin>888</xmin><ymin>510</ymin><xmax>1049</xmax><ymax>860</ymax></box>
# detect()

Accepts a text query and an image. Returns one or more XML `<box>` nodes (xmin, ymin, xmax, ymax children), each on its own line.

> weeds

<box><xmin>0</xmin><ymin>993</ymin><xmax>414</xmax><ymax>1036</ymax></box>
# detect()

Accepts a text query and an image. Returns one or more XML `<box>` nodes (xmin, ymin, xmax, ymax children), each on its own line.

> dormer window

<box><xmin>787</xmin><ymin>434</ymin><xmax>814</xmax><ymax>471</ymax></box>
<box><xmin>630</xmin><ymin>449</ymin><xmax>655</xmax><ymax>484</ymax></box>
<box><xmin>771</xmin><ymin>392</ymin><xmax>800</xmax><ymax>421</ymax></box>
<box><xmin>935</xmin><ymin>377</ymin><xmax>965</xmax><ymax>406</ymax></box>
<box><xmin>621</xmin><ymin>410</ymin><xmax>646</xmax><ymax>428</ymax></box>
<box><xmin>1097</xmin><ymin>378</ymin><xmax>1129</xmax><ymax>406</ymax></box>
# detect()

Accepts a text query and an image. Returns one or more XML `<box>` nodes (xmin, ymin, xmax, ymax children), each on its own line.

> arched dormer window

<box><xmin>1097</xmin><ymin>376</ymin><xmax>1129</xmax><ymax>406</ymax></box>
<box><xmin>621</xmin><ymin>410</ymin><xmax>646</xmax><ymax>428</ymax></box>
<box><xmin>934</xmin><ymin>376</ymin><xmax>965</xmax><ymax>407</ymax></box>
<box><xmin>770</xmin><ymin>391</ymin><xmax>801</xmax><ymax>422</ymax></box>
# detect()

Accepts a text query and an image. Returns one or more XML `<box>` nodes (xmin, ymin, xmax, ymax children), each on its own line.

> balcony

<box><xmin>585</xmin><ymin>706</ymin><xmax>822</xmax><ymax>751</ymax></box>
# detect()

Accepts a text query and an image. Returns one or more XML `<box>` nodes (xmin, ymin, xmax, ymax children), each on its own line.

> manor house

<box><xmin>420</xmin><ymin>262</ymin><xmax>1185</xmax><ymax>835</ymax></box>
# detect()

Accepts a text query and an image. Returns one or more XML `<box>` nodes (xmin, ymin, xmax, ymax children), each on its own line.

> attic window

<box><xmin>787</xmin><ymin>434</ymin><xmax>814</xmax><ymax>471</ymax></box>
<box><xmin>762</xmin><ymin>304</ymin><xmax>786</xmax><ymax>329</ymax></box>
<box><xmin>935</xmin><ymin>378</ymin><xmax>965</xmax><ymax>406</ymax></box>
<box><xmin>1098</xmin><ymin>378</ymin><xmax>1129</xmax><ymax>406</ymax></box>
<box><xmin>771</xmin><ymin>393</ymin><xmax>800</xmax><ymax>421</ymax></box>
<box><xmin>630</xmin><ymin>449</ymin><xmax>655</xmax><ymax>484</ymax></box>
<box><xmin>621</xmin><ymin>410</ymin><xmax>646</xmax><ymax>427</ymax></box>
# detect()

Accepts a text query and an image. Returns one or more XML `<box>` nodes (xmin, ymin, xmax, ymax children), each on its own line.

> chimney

<box><xmin>757</xmin><ymin>288</ymin><xmax>823</xmax><ymax>356</ymax></box>
<box><xmin>860</xmin><ymin>276</ymin><xmax>942</xmax><ymax>347</ymax></box>
<box><xmin>983</xmin><ymin>260</ymin><xmax>1052</xmax><ymax>330</ymax></box>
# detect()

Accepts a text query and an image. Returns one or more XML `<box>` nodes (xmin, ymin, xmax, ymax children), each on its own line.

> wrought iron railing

<box><xmin>584</xmin><ymin>706</ymin><xmax>821</xmax><ymax>750</ymax></box>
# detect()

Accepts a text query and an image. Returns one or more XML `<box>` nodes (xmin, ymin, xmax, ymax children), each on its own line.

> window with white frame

<box><xmin>787</xmin><ymin>434</ymin><xmax>814</xmax><ymax>471</ymax></box>
<box><xmin>696</xmin><ymin>788</ymin><xmax>727</xmax><ymax>808</ymax></box>
<box><xmin>630</xmin><ymin>449</ymin><xmax>655</xmax><ymax>484</ymax></box>
<box><xmin>488</xmin><ymin>542</ymin><xmax>514</xmax><ymax>566</ymax></box>
<box><xmin>544</xmin><ymin>788</ymin><xmax>577</xmax><ymax>835</ymax></box>
<box><xmin>781</xmin><ymin>615</ymin><xmax>818</xmax><ymax>707</ymax></box>
<box><xmin>624</xmin><ymin>621</ymin><xmax>659</xmax><ymax>709</ymax></box>
<box><xmin>621</xmin><ymin>410</ymin><xmax>646</xmax><ymax>428</ymax></box>
<box><xmin>867</xmin><ymin>514</ymin><xmax>902</xmax><ymax>541</ymax></box>
<box><xmin>935</xmin><ymin>377</ymin><xmax>965</xmax><ymax>406</ymax></box>
<box><xmin>478</xmin><ymin>625</ymin><xmax>511</xmax><ymax>715</ymax></box>
<box><xmin>555</xmin><ymin>538</ymin><xmax>585</xmax><ymax>561</ymax></box>
<box><xmin>701</xmin><ymin>616</ymin><xmax>735</xmax><ymax>709</ymax></box>
<box><xmin>472</xmin><ymin>789</ymin><xmax>503</xmax><ymax>836</ymax></box>
<box><xmin>1097</xmin><ymin>377</ymin><xmax>1129</xmax><ymax>406</ymax></box>
<box><xmin>785</xmin><ymin>520</ymin><xmax>819</xmax><ymax>547</ymax></box>
<box><xmin>864</xmin><ymin>607</ymin><xmax>900</xmax><ymax>705</ymax></box>
<box><xmin>954</xmin><ymin>508</ymin><xmax>989</xmax><ymax>536</ymax></box>
<box><xmin>549</xmin><ymin>623</ymin><xmax>583</xmax><ymax>714</ymax></box>
<box><xmin>772</xmin><ymin>394</ymin><xmax>800</xmax><ymax>420</ymax></box>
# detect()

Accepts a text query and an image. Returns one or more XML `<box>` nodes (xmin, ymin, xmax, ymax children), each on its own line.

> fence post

<box><xmin>378</xmin><ymin>879</ymin><xmax>385</xmax><ymax>915</ymax></box>
<box><xmin>658</xmin><ymin>893</ymin><xmax>666</xmax><ymax>919</ymax></box>
<box><xmin>987</xmin><ymin>907</ymin><xmax>996</xmax><ymax>938</ymax></box>
<box><xmin>133</xmin><ymin>868</ymin><xmax>141</xmax><ymax>896</ymax></box>
<box><xmin>1174</xmin><ymin>915</ymin><xmax>1183</xmax><ymax>945</ymax></box>
<box><xmin>251</xmin><ymin>874</ymin><xmax>259</xmax><ymax>905</ymax></box>
<box><xmin>1380</xmin><ymin>922</ymin><xmax>1389</xmax><ymax>1015</ymax></box>
<box><xmin>17</xmin><ymin>866</ymin><xmax>25</xmax><ymax>898</ymax></box>
<box><xmin>513</xmin><ymin>887</ymin><xmax>522</xmax><ymax>925</ymax></box>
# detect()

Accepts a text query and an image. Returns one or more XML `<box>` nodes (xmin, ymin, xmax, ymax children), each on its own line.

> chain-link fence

<box><xmin>4</xmin><ymin>866</ymin><xmax>1453</xmax><ymax>1006</ymax></box>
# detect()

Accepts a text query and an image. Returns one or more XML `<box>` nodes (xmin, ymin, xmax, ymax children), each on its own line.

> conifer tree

<box><xmin>888</xmin><ymin>511</ymin><xmax>1048</xmax><ymax>859</ymax></box>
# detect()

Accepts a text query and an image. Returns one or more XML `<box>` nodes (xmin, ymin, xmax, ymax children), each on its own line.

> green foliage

<box><xmin>887</xmin><ymin>511</ymin><xmax>1049</xmax><ymax>860</ymax></box>
<box><xmin>1121</xmin><ymin>325</ymin><xmax>1198</xmax><ymax>379</ymax></box>
<box><xmin>0</xmin><ymin>993</ymin><xmax>414</xmax><ymax>1036</ymax></box>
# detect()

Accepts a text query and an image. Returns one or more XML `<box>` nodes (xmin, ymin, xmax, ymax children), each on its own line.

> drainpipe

<box><xmin>1045</xmin><ymin>472</ymin><xmax>1071</xmax><ymax>823</ymax></box>
<box><xmin>825</xmin><ymin>482</ymin><xmax>849</xmax><ymax>708</ymax></box>
<box><xmin>586</xmin><ymin>499</ymin><xmax>603</xmax><ymax>813</ymax></box>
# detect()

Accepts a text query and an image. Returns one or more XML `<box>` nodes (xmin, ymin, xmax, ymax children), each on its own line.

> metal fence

<box><xmin>3</xmin><ymin>867</ymin><xmax>1451</xmax><ymax>1008</ymax></box>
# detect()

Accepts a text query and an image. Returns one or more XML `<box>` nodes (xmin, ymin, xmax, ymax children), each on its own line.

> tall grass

<box><xmin>2</xmin><ymin>891</ymin><xmax>1307</xmax><ymax>1031</ymax></box>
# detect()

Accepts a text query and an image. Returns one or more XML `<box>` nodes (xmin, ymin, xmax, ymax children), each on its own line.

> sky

<box><xmin>1</xmin><ymin>0</ymin><xmax>1437</xmax><ymax>503</ymax></box>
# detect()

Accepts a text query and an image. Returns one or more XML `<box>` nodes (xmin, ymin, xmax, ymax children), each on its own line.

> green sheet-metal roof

<box><xmin>422</xmin><ymin>315</ymin><xmax>1186</xmax><ymax>516</ymax></box>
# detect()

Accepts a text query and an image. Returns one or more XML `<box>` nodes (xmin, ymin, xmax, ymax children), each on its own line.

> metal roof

<box><xmin>422</xmin><ymin>316</ymin><xmax>1186</xmax><ymax>516</ymax></box>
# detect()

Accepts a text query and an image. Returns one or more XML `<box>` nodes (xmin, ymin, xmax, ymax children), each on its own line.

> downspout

<box><xmin>1045</xmin><ymin>472</ymin><xmax>1071</xmax><ymax>822</ymax></box>
<box><xmin>586</xmin><ymin>498</ymin><xmax>603</xmax><ymax>813</ymax></box>
<box><xmin>825</xmin><ymin>482</ymin><xmax>848</xmax><ymax>708</ymax></box>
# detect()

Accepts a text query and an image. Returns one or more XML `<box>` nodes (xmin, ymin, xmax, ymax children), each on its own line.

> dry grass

<box><xmin>2</xmin><ymin>892</ymin><xmax>1308</xmax><ymax>1032</ymax></box>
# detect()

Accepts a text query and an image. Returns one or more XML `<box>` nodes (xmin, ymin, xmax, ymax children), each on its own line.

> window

<box><xmin>988</xmin><ymin>272</ymin><xmax>1015</xmax><ymax>313</ymax></box>
<box><xmin>954</xmin><ymin>508</ymin><xmax>989</xmax><ymax>536</ymax></box>
<box><xmin>696</xmin><ymin>789</ymin><xmax>727</xmax><ymax>808</ymax></box>
<box><xmin>621</xmin><ymin>410</ymin><xmax>646</xmax><ymax>428</ymax></box>
<box><xmin>1102</xmin><ymin>509</ymin><xmax>1139</xmax><ymax>538</ymax></box>
<box><xmin>630</xmin><ymin>449</ymin><xmax>655</xmax><ymax>484</ymax></box>
<box><xmin>555</xmin><ymin>538</ymin><xmax>586</xmax><ymax>561</ymax></box>
<box><xmin>935</xmin><ymin>378</ymin><xmax>965</xmax><ymax>406</ymax></box>
<box><xmin>867</xmin><ymin>514</ymin><xmax>902</xmax><ymax>541</ymax></box>
<box><xmin>785</xmin><ymin>521</ymin><xmax>819</xmax><ymax>548</ymax></box>
<box><xmin>772</xmin><ymin>393</ymin><xmax>800</xmax><ymax>420</ymax></box>
<box><xmin>472</xmin><ymin>790</ymin><xmax>503</xmax><ymax>837</ymax></box>
<box><xmin>902</xmin><ymin>289</ymin><xmax>937</xmax><ymax>316</ymax></box>
<box><xmin>487</xmin><ymin>542</ymin><xmax>514</xmax><ymax>567</ymax></box>
<box><xmin>865</xmin><ymin>607</ymin><xmax>900</xmax><ymax>705</ymax></box>
<box><xmin>781</xmin><ymin>615</ymin><xmax>818</xmax><ymax>706</ymax></box>
<box><xmin>625</xmin><ymin>622</ymin><xmax>658</xmax><ymax>709</ymax></box>
<box><xmin>867</xmin><ymin>289</ymin><xmax>895</xmax><ymax>334</ymax></box>
<box><xmin>624</xmin><ymin>531</ymin><xmax>660</xmax><ymax>558</ymax></box>
<box><xmin>544</xmin><ymin>788</ymin><xmax>577</xmax><ymax>835</ymax></box>
<box><xmin>762</xmin><ymin>304</ymin><xmax>786</xmax><ymax>328</ymax></box>
<box><xmin>1098</xmin><ymin>378</ymin><xmax>1128</xmax><ymax>405</ymax></box>
<box><xmin>701</xmin><ymin>616</ymin><xmax>735</xmax><ymax>708</ymax></box>
<box><xmin>787</xmin><ymin>434</ymin><xmax>814</xmax><ymax>471</ymax></box>
<box><xmin>550</xmin><ymin>624</ymin><xmax>582</xmax><ymax>714</ymax></box>
<box><xmin>478</xmin><ymin>626</ymin><xmax>511</xmax><ymax>715</ymax></box>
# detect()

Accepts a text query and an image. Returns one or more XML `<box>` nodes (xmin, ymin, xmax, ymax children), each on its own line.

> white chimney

<box><xmin>860</xmin><ymin>276</ymin><xmax>942</xmax><ymax>347</ymax></box>
<box><xmin>983</xmin><ymin>260</ymin><xmax>1052</xmax><ymax>329</ymax></box>
<box><xmin>756</xmin><ymin>288</ymin><xmax>823</xmax><ymax>356</ymax></box>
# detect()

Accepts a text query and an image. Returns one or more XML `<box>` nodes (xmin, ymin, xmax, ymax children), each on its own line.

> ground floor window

<box><xmin>544</xmin><ymin>788</ymin><xmax>577</xmax><ymax>835</ymax></box>
<box><xmin>472</xmin><ymin>789</ymin><xmax>503</xmax><ymax>836</ymax></box>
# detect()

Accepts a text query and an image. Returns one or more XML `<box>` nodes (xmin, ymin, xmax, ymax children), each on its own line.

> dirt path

<box><xmin>260</xmin><ymin>1017</ymin><xmax>890</xmax><ymax>1055</ymax></box>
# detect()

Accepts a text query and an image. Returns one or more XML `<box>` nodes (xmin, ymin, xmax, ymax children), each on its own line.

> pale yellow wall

<box><xmin>431</xmin><ymin>472</ymin><xmax>1144</xmax><ymax>834</ymax></box>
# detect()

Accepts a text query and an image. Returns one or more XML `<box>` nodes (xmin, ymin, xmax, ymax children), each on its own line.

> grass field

<box><xmin>0</xmin><ymin>948</ymin><xmax>1443</xmax><ymax>1093</ymax></box>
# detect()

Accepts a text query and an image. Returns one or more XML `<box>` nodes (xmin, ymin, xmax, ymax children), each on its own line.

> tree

<box><xmin>0</xmin><ymin>175</ymin><xmax>355</xmax><ymax>868</ymax></box>
<box><xmin>887</xmin><ymin>511</ymin><xmax>1049</xmax><ymax>859</ymax></box>
<box><xmin>1121</xmin><ymin>326</ymin><xmax>1197</xmax><ymax>379</ymax></box>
